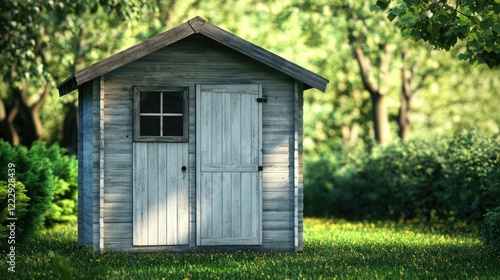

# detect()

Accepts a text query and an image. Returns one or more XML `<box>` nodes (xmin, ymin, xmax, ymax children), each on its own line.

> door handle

<box><xmin>181</xmin><ymin>166</ymin><xmax>187</xmax><ymax>172</ymax></box>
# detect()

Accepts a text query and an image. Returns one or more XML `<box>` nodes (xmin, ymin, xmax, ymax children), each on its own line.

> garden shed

<box><xmin>58</xmin><ymin>16</ymin><xmax>328</xmax><ymax>252</ymax></box>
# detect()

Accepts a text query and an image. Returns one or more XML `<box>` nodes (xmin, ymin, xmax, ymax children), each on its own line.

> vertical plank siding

<box><xmin>78</xmin><ymin>82</ymin><xmax>93</xmax><ymax>246</ymax></box>
<box><xmin>86</xmin><ymin>34</ymin><xmax>300</xmax><ymax>252</ymax></box>
<box><xmin>133</xmin><ymin>142</ymin><xmax>189</xmax><ymax>246</ymax></box>
<box><xmin>196</xmin><ymin>85</ymin><xmax>262</xmax><ymax>246</ymax></box>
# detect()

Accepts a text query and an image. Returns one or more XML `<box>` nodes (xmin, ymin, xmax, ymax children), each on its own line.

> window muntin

<box><xmin>134</xmin><ymin>87</ymin><xmax>188</xmax><ymax>142</ymax></box>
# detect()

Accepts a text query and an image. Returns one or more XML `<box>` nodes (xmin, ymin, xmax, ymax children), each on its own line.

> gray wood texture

<box><xmin>77</xmin><ymin>34</ymin><xmax>303</xmax><ymax>252</ymax></box>
<box><xmin>133</xmin><ymin>142</ymin><xmax>189</xmax><ymax>246</ymax></box>
<box><xmin>196</xmin><ymin>84</ymin><xmax>262</xmax><ymax>246</ymax></box>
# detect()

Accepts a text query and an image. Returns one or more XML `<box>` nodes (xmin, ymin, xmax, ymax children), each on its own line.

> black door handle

<box><xmin>181</xmin><ymin>166</ymin><xmax>187</xmax><ymax>172</ymax></box>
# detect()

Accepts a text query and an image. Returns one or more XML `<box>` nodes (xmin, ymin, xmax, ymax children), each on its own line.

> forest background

<box><xmin>0</xmin><ymin>0</ymin><xmax>499</xmax><ymax>238</ymax></box>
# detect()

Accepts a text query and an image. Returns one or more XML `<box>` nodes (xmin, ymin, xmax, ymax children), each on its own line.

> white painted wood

<box><xmin>133</xmin><ymin>142</ymin><xmax>188</xmax><ymax>246</ymax></box>
<box><xmin>99</xmin><ymin>77</ymin><xmax>105</xmax><ymax>252</ymax></box>
<box><xmin>196</xmin><ymin>84</ymin><xmax>262</xmax><ymax>246</ymax></box>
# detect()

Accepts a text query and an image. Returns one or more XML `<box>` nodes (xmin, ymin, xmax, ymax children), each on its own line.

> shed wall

<box><xmin>91</xmin><ymin>34</ymin><xmax>301</xmax><ymax>251</ymax></box>
<box><xmin>78</xmin><ymin>79</ymin><xmax>102</xmax><ymax>249</ymax></box>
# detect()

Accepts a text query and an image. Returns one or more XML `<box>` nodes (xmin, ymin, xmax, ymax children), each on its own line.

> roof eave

<box><xmin>58</xmin><ymin>16</ymin><xmax>329</xmax><ymax>96</ymax></box>
<box><xmin>57</xmin><ymin>74</ymin><xmax>77</xmax><ymax>96</ymax></box>
<box><xmin>196</xmin><ymin>19</ymin><xmax>328</xmax><ymax>92</ymax></box>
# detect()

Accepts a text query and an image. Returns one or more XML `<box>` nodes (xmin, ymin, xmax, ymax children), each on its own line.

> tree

<box><xmin>373</xmin><ymin>0</ymin><xmax>500</xmax><ymax>68</ymax></box>
<box><xmin>0</xmin><ymin>0</ymin><xmax>146</xmax><ymax>146</ymax></box>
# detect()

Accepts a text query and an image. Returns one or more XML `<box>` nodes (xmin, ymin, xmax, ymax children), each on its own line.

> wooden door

<box><xmin>133</xmin><ymin>142</ymin><xmax>189</xmax><ymax>246</ymax></box>
<box><xmin>196</xmin><ymin>84</ymin><xmax>262</xmax><ymax>246</ymax></box>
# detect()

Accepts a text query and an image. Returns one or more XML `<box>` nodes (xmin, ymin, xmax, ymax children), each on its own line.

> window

<box><xmin>133</xmin><ymin>86</ymin><xmax>188</xmax><ymax>142</ymax></box>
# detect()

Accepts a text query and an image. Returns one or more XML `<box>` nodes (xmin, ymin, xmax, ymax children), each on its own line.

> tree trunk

<box><xmin>16</xmin><ymin>81</ymin><xmax>50</xmax><ymax>146</ymax></box>
<box><xmin>61</xmin><ymin>101</ymin><xmax>78</xmax><ymax>154</ymax></box>
<box><xmin>353</xmin><ymin>46</ymin><xmax>391</xmax><ymax>145</ymax></box>
<box><xmin>398</xmin><ymin>48</ymin><xmax>426</xmax><ymax>143</ymax></box>
<box><xmin>371</xmin><ymin>92</ymin><xmax>390</xmax><ymax>145</ymax></box>
<box><xmin>0</xmin><ymin>98</ymin><xmax>20</xmax><ymax>146</ymax></box>
<box><xmin>398</xmin><ymin>93</ymin><xmax>411</xmax><ymax>143</ymax></box>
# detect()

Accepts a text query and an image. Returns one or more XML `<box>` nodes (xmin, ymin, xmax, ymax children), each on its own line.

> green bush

<box><xmin>0</xmin><ymin>140</ymin><xmax>55</xmax><ymax>238</ymax></box>
<box><xmin>0</xmin><ymin>181</ymin><xmax>30</xmax><ymax>241</ymax></box>
<box><xmin>34</xmin><ymin>144</ymin><xmax>78</xmax><ymax>227</ymax></box>
<box><xmin>481</xmin><ymin>207</ymin><xmax>500</xmax><ymax>254</ymax></box>
<box><xmin>0</xmin><ymin>140</ymin><xmax>78</xmax><ymax>239</ymax></box>
<box><xmin>440</xmin><ymin>130</ymin><xmax>500</xmax><ymax>221</ymax></box>
<box><xmin>304</xmin><ymin>130</ymin><xmax>500</xmax><ymax>224</ymax></box>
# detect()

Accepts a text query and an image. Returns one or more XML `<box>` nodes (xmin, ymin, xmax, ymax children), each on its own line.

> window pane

<box><xmin>140</xmin><ymin>116</ymin><xmax>160</xmax><ymax>136</ymax></box>
<box><xmin>163</xmin><ymin>116</ymin><xmax>183</xmax><ymax>136</ymax></box>
<box><xmin>140</xmin><ymin>92</ymin><xmax>161</xmax><ymax>113</ymax></box>
<box><xmin>163</xmin><ymin>91</ymin><xmax>183</xmax><ymax>113</ymax></box>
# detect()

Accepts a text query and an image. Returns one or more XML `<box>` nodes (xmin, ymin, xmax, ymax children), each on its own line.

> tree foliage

<box><xmin>0</xmin><ymin>0</ymin><xmax>147</xmax><ymax>146</ymax></box>
<box><xmin>373</xmin><ymin>0</ymin><xmax>500</xmax><ymax>68</ymax></box>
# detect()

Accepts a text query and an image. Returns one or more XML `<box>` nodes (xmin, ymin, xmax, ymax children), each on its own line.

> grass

<box><xmin>1</xmin><ymin>218</ymin><xmax>498</xmax><ymax>279</ymax></box>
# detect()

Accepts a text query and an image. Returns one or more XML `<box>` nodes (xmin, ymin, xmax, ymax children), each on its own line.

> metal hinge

<box><xmin>258</xmin><ymin>166</ymin><xmax>263</xmax><ymax>171</ymax></box>
<box><xmin>256</xmin><ymin>96</ymin><xmax>267</xmax><ymax>103</ymax></box>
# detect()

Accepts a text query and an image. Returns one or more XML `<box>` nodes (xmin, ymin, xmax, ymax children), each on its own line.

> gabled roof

<box><xmin>58</xmin><ymin>16</ymin><xmax>329</xmax><ymax>96</ymax></box>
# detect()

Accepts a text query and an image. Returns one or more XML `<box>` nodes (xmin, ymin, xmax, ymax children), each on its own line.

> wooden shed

<box><xmin>58</xmin><ymin>16</ymin><xmax>328</xmax><ymax>252</ymax></box>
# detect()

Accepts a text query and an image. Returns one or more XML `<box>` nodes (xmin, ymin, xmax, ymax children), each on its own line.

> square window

<box><xmin>133</xmin><ymin>87</ymin><xmax>188</xmax><ymax>142</ymax></box>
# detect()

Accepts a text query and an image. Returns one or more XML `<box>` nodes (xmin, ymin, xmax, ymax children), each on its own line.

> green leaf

<box><xmin>370</xmin><ymin>4</ymin><xmax>381</xmax><ymax>12</ymax></box>
<box><xmin>469</xmin><ymin>32</ymin><xmax>479</xmax><ymax>41</ymax></box>
<box><xmin>493</xmin><ymin>4</ymin><xmax>500</xmax><ymax>14</ymax></box>
<box><xmin>387</xmin><ymin>12</ymin><xmax>397</xmax><ymax>22</ymax></box>
<box><xmin>456</xmin><ymin>17</ymin><xmax>470</xmax><ymax>27</ymax></box>
<box><xmin>437</xmin><ymin>13</ymin><xmax>449</xmax><ymax>25</ymax></box>
<box><xmin>493</xmin><ymin>25</ymin><xmax>500</xmax><ymax>34</ymax></box>
<box><xmin>375</xmin><ymin>0</ymin><xmax>390</xmax><ymax>10</ymax></box>
<box><xmin>458</xmin><ymin>53</ymin><xmax>469</xmax><ymax>60</ymax></box>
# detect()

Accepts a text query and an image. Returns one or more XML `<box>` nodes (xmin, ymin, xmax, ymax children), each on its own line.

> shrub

<box><xmin>0</xmin><ymin>140</ymin><xmax>78</xmax><ymax>237</ymax></box>
<box><xmin>0</xmin><ymin>140</ymin><xmax>56</xmax><ymax>238</ymax></box>
<box><xmin>0</xmin><ymin>181</ymin><xmax>30</xmax><ymax>242</ymax></box>
<box><xmin>304</xmin><ymin>130</ymin><xmax>500</xmax><ymax>225</ymax></box>
<box><xmin>439</xmin><ymin>130</ymin><xmax>500</xmax><ymax>221</ymax></box>
<box><xmin>35</xmin><ymin>143</ymin><xmax>78</xmax><ymax>227</ymax></box>
<box><xmin>481</xmin><ymin>207</ymin><xmax>500</xmax><ymax>254</ymax></box>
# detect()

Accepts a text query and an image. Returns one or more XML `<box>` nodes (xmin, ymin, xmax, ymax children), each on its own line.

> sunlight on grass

<box><xmin>1</xmin><ymin>219</ymin><xmax>498</xmax><ymax>279</ymax></box>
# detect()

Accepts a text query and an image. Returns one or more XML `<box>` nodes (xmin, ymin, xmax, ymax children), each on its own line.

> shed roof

<box><xmin>58</xmin><ymin>16</ymin><xmax>329</xmax><ymax>96</ymax></box>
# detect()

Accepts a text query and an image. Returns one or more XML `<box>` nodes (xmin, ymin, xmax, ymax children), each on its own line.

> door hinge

<box><xmin>256</xmin><ymin>96</ymin><xmax>267</xmax><ymax>103</ymax></box>
<box><xmin>258</xmin><ymin>166</ymin><xmax>263</xmax><ymax>171</ymax></box>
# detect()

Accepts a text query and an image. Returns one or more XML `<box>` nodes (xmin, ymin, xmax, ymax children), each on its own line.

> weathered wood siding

<box><xmin>294</xmin><ymin>82</ymin><xmax>304</xmax><ymax>252</ymax></box>
<box><xmin>77</xmin><ymin>78</ymin><xmax>102</xmax><ymax>249</ymax></box>
<box><xmin>94</xmin><ymin>34</ymin><xmax>301</xmax><ymax>252</ymax></box>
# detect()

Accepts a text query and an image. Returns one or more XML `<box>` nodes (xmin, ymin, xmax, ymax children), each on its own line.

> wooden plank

<box><xmin>200</xmin><ymin>172</ymin><xmax>212</xmax><ymax>240</ymax></box>
<box><xmin>177</xmin><ymin>143</ymin><xmax>190</xmax><ymax>245</ymax></box>
<box><xmin>133</xmin><ymin>143</ymin><xmax>147</xmax><ymax>245</ymax></box>
<box><xmin>158</xmin><ymin>144</ymin><xmax>168</xmax><ymax>245</ymax></box>
<box><xmin>230</xmin><ymin>94</ymin><xmax>241</xmax><ymax>165</ymax></box>
<box><xmin>212</xmin><ymin>172</ymin><xmax>223</xmax><ymax>240</ymax></box>
<box><xmin>231</xmin><ymin>173</ymin><xmax>241</xmax><ymax>238</ymax></box>
<box><xmin>222</xmin><ymin>172</ymin><xmax>232</xmax><ymax>239</ymax></box>
<box><xmin>147</xmin><ymin>143</ymin><xmax>159</xmax><ymax>245</ymax></box>
<box><xmin>166</xmin><ymin>144</ymin><xmax>178</xmax><ymax>245</ymax></box>
<box><xmin>240</xmin><ymin>172</ymin><xmax>252</xmax><ymax>238</ymax></box>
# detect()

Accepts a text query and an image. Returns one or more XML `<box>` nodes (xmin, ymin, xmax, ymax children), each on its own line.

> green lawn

<box><xmin>1</xmin><ymin>218</ymin><xmax>498</xmax><ymax>279</ymax></box>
